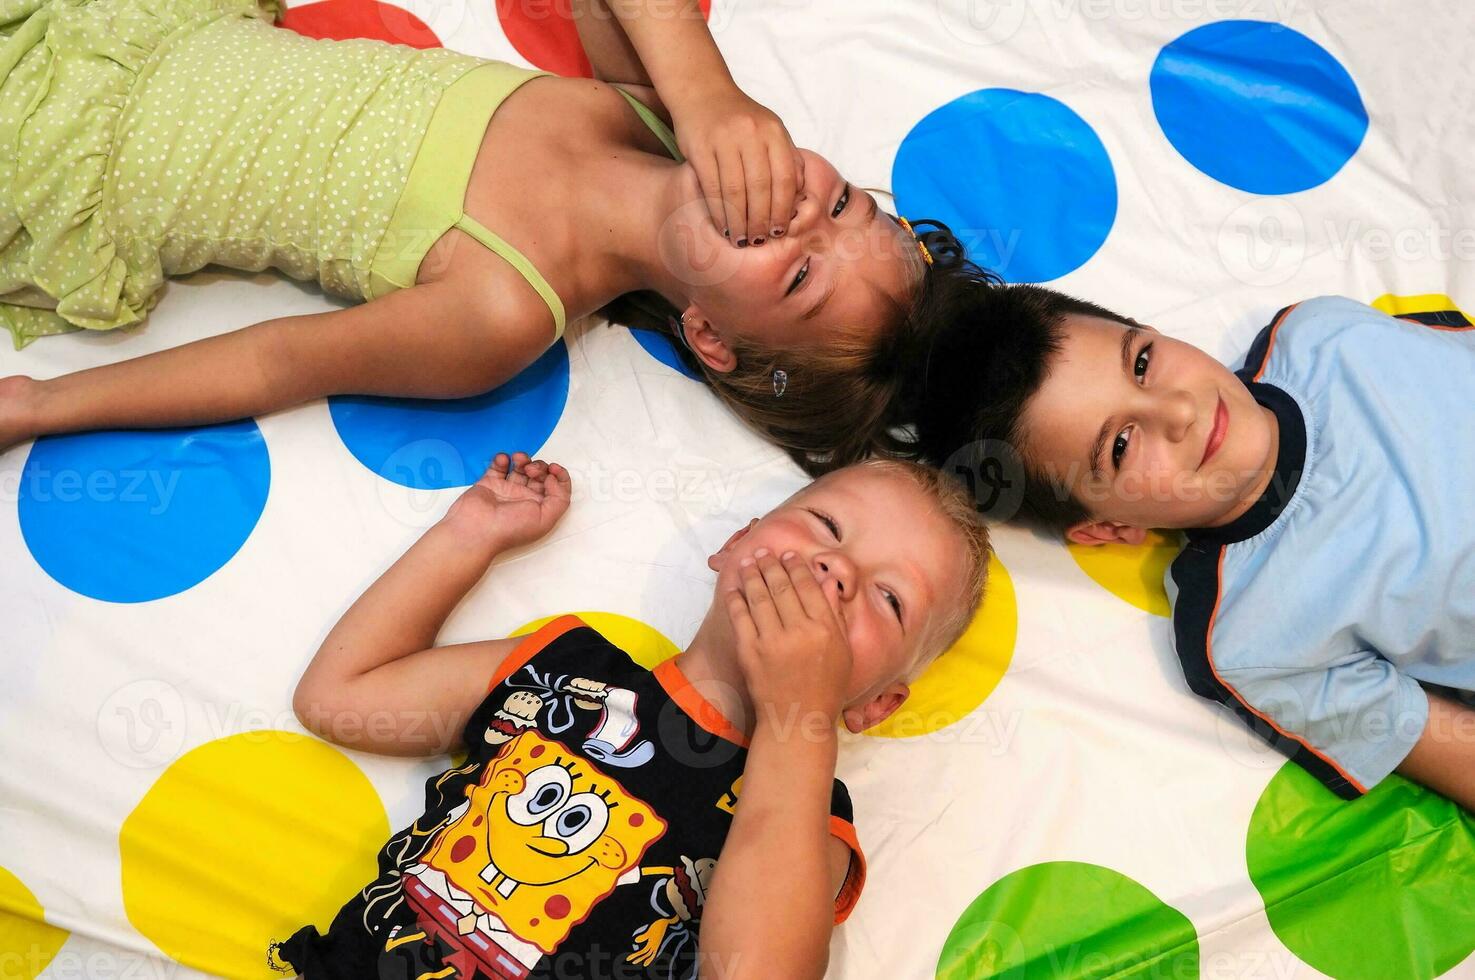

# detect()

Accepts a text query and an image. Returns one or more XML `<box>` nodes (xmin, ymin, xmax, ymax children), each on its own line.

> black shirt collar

<box><xmin>1185</xmin><ymin>380</ymin><xmax>1306</xmax><ymax>546</ymax></box>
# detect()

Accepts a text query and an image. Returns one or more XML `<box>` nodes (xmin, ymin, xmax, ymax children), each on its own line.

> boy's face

<box><xmin>1022</xmin><ymin>314</ymin><xmax>1279</xmax><ymax>541</ymax></box>
<box><xmin>708</xmin><ymin>467</ymin><xmax>966</xmax><ymax>733</ymax></box>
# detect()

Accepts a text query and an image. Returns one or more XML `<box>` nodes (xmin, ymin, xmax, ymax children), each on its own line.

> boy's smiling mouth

<box><xmin>1201</xmin><ymin>396</ymin><xmax>1229</xmax><ymax>468</ymax></box>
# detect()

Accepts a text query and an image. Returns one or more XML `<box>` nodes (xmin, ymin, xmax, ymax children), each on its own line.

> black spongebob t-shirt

<box><xmin>277</xmin><ymin>615</ymin><xmax>866</xmax><ymax>980</ymax></box>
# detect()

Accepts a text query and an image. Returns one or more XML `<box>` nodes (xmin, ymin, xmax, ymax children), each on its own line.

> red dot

<box><xmin>280</xmin><ymin>0</ymin><xmax>443</xmax><ymax>48</ymax></box>
<box><xmin>450</xmin><ymin>835</ymin><xmax>477</xmax><ymax>863</ymax></box>
<box><xmin>472</xmin><ymin>815</ymin><xmax>484</xmax><ymax>828</ymax></box>
<box><xmin>530</xmin><ymin>918</ymin><xmax>541</xmax><ymax>927</ymax></box>
<box><xmin>544</xmin><ymin>894</ymin><xmax>572</xmax><ymax>919</ymax></box>
<box><xmin>496</xmin><ymin>0</ymin><xmax>709</xmax><ymax>76</ymax></box>
<box><xmin>530</xmin><ymin>744</ymin><xmax>546</xmax><ymax>758</ymax></box>
<box><xmin>629</xmin><ymin>813</ymin><xmax>644</xmax><ymax>827</ymax></box>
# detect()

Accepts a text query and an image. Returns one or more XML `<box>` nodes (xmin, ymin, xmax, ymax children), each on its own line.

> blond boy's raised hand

<box><xmin>443</xmin><ymin>451</ymin><xmax>572</xmax><ymax>552</ymax></box>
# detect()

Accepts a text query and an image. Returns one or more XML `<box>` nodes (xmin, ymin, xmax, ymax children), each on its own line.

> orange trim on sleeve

<box><xmin>1202</xmin><ymin>549</ymin><xmax>1368</xmax><ymax>794</ymax></box>
<box><xmin>1252</xmin><ymin>303</ymin><xmax>1300</xmax><ymax>382</ymax></box>
<box><xmin>487</xmin><ymin>615</ymin><xmax>586</xmax><ymax>692</ymax></box>
<box><xmin>1395</xmin><ymin>314</ymin><xmax>1471</xmax><ymax>332</ymax></box>
<box><xmin>828</xmin><ymin>815</ymin><xmax>866</xmax><ymax>925</ymax></box>
<box><xmin>651</xmin><ymin>659</ymin><xmax>750</xmax><ymax>748</ymax></box>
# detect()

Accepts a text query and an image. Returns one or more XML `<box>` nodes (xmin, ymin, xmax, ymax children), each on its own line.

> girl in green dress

<box><xmin>0</xmin><ymin>0</ymin><xmax>988</xmax><ymax>468</ymax></box>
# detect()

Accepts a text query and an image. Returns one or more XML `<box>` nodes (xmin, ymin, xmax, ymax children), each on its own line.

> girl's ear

<box><xmin>680</xmin><ymin>305</ymin><xmax>737</xmax><ymax>374</ymax></box>
<box><xmin>1065</xmin><ymin>520</ymin><xmax>1148</xmax><ymax>546</ymax></box>
<box><xmin>708</xmin><ymin>518</ymin><xmax>758</xmax><ymax>570</ymax></box>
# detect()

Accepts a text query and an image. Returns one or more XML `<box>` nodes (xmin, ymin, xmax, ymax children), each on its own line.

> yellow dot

<box><xmin>867</xmin><ymin>554</ymin><xmax>1018</xmax><ymax>739</ymax></box>
<box><xmin>1370</xmin><ymin>292</ymin><xmax>1470</xmax><ymax>321</ymax></box>
<box><xmin>514</xmin><ymin>611</ymin><xmax>679</xmax><ymax>670</ymax></box>
<box><xmin>119</xmin><ymin>732</ymin><xmax>389</xmax><ymax>979</ymax></box>
<box><xmin>1067</xmin><ymin>530</ymin><xmax>1184</xmax><ymax>617</ymax></box>
<box><xmin>0</xmin><ymin>866</ymin><xmax>69</xmax><ymax>979</ymax></box>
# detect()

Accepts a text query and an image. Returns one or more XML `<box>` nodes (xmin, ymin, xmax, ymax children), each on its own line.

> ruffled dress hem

<box><xmin>0</xmin><ymin>0</ymin><xmax>284</xmax><ymax>349</ymax></box>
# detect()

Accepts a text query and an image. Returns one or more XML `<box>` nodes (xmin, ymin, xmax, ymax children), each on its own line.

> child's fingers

<box><xmin>480</xmin><ymin>452</ymin><xmax>511</xmax><ymax>486</ymax></box>
<box><xmin>743</xmin><ymin>145</ymin><xmax>772</xmax><ymax>246</ymax></box>
<box><xmin>504</xmin><ymin>451</ymin><xmax>531</xmax><ymax>487</ymax></box>
<box><xmin>753</xmin><ymin>550</ymin><xmax>802</xmax><ymax>627</ymax></box>
<box><xmin>716</xmin><ymin>144</ymin><xmax>747</xmax><ymax>246</ymax></box>
<box><xmin>738</xmin><ymin>558</ymin><xmax>781</xmax><ymax>636</ymax></box>
<box><xmin>767</xmin><ymin>144</ymin><xmax>797</xmax><ymax>239</ymax></box>
<box><xmin>523</xmin><ymin>459</ymin><xmax>551</xmax><ymax>496</ymax></box>
<box><xmin>692</xmin><ymin>153</ymin><xmax>727</xmax><ymax>239</ymax></box>
<box><xmin>723</xmin><ymin>587</ymin><xmax>758</xmax><ymax>647</ymax></box>
<box><xmin>780</xmin><ymin>551</ymin><xmax>834</xmax><ymax>622</ymax></box>
<box><xmin>540</xmin><ymin>461</ymin><xmax>572</xmax><ymax>503</ymax></box>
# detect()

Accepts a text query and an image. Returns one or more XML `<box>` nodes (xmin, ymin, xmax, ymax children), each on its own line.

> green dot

<box><xmin>1247</xmin><ymin>762</ymin><xmax>1475</xmax><ymax>979</ymax></box>
<box><xmin>936</xmin><ymin>861</ymin><xmax>1199</xmax><ymax>979</ymax></box>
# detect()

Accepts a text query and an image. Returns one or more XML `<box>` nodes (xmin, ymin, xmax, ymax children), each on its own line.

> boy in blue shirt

<box><xmin>909</xmin><ymin>288</ymin><xmax>1475</xmax><ymax>809</ymax></box>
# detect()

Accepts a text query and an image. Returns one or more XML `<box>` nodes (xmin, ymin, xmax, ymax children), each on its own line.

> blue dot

<box><xmin>19</xmin><ymin>423</ymin><xmax>270</xmax><ymax>603</ymax></box>
<box><xmin>330</xmin><ymin>341</ymin><xmax>570</xmax><ymax>489</ymax></box>
<box><xmin>892</xmin><ymin>88</ymin><xmax>1117</xmax><ymax>283</ymax></box>
<box><xmin>1151</xmin><ymin>20</ymin><xmax>1367</xmax><ymax>194</ymax></box>
<box><xmin>632</xmin><ymin>329</ymin><xmax>702</xmax><ymax>381</ymax></box>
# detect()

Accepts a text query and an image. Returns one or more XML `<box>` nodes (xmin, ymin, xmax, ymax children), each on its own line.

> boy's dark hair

<box><xmin>897</xmin><ymin>282</ymin><xmax>1138</xmax><ymax>532</ymax></box>
<box><xmin>600</xmin><ymin>218</ymin><xmax>1004</xmax><ymax>476</ymax></box>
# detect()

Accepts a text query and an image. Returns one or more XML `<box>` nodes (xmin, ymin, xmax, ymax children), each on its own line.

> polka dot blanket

<box><xmin>2</xmin><ymin>1</ymin><xmax>1473</xmax><ymax>978</ymax></box>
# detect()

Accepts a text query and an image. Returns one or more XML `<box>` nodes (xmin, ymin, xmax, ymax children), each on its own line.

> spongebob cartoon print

<box><xmin>402</xmin><ymin>730</ymin><xmax>667</xmax><ymax>978</ymax></box>
<box><xmin>565</xmin><ymin>677</ymin><xmax>657</xmax><ymax>768</ymax></box>
<box><xmin>498</xmin><ymin>665</ymin><xmax>658</xmax><ymax>769</ymax></box>
<box><xmin>627</xmin><ymin>855</ymin><xmax>716</xmax><ymax>972</ymax></box>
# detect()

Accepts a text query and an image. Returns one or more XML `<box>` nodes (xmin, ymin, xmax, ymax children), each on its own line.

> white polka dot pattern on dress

<box><xmin>0</xmin><ymin>0</ymin><xmax>485</xmax><ymax>348</ymax></box>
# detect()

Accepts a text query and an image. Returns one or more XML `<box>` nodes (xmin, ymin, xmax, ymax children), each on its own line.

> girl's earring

<box><xmin>669</xmin><ymin>314</ymin><xmax>695</xmax><ymax>352</ymax></box>
<box><xmin>771</xmin><ymin>369</ymin><xmax>788</xmax><ymax>397</ymax></box>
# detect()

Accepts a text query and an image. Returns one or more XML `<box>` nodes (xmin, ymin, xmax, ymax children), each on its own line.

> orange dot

<box><xmin>281</xmin><ymin>0</ymin><xmax>443</xmax><ymax>48</ymax></box>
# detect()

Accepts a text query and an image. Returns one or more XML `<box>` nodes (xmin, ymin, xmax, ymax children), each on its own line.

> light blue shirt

<box><xmin>1166</xmin><ymin>296</ymin><xmax>1475</xmax><ymax>797</ymax></box>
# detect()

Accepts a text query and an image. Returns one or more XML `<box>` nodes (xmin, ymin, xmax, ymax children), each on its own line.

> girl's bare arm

<box><xmin>572</xmin><ymin>0</ymin><xmax>653</xmax><ymax>88</ymax></box>
<box><xmin>589</xmin><ymin>0</ymin><xmax>803</xmax><ymax>246</ymax></box>
<box><xmin>3</xmin><ymin>279</ymin><xmax>552</xmax><ymax>449</ymax></box>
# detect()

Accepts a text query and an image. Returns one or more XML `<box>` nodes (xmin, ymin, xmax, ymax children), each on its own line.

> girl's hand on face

<box><xmin>673</xmin><ymin>86</ymin><xmax>805</xmax><ymax>249</ymax></box>
<box><xmin>724</xmin><ymin>549</ymin><xmax>851</xmax><ymax>731</ymax></box>
<box><xmin>441</xmin><ymin>452</ymin><xmax>572</xmax><ymax>552</ymax></box>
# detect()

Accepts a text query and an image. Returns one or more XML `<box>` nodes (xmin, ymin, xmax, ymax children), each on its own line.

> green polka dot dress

<box><xmin>0</xmin><ymin>0</ymin><xmax>489</xmax><ymax>348</ymax></box>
